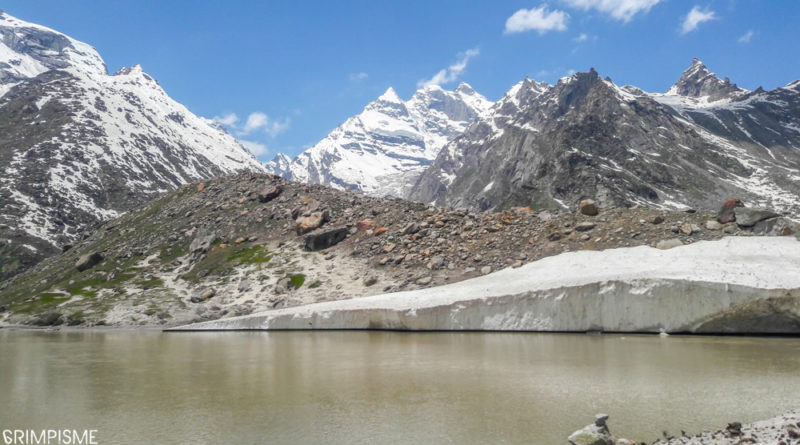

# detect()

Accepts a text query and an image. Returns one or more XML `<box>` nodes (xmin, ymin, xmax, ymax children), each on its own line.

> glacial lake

<box><xmin>1</xmin><ymin>330</ymin><xmax>799</xmax><ymax>444</ymax></box>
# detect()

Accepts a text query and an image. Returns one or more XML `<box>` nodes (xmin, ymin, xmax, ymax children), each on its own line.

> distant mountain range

<box><xmin>272</xmin><ymin>58</ymin><xmax>800</xmax><ymax>214</ymax></box>
<box><xmin>265</xmin><ymin>83</ymin><xmax>491</xmax><ymax>197</ymax></box>
<box><xmin>0</xmin><ymin>10</ymin><xmax>264</xmax><ymax>279</ymax></box>
<box><xmin>410</xmin><ymin>59</ymin><xmax>800</xmax><ymax>212</ymax></box>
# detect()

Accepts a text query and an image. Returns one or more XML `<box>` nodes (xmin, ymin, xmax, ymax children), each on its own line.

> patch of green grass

<box><xmin>136</xmin><ymin>278</ymin><xmax>164</xmax><ymax>289</ymax></box>
<box><xmin>308</xmin><ymin>280</ymin><xmax>322</xmax><ymax>289</ymax></box>
<box><xmin>288</xmin><ymin>274</ymin><xmax>305</xmax><ymax>289</ymax></box>
<box><xmin>10</xmin><ymin>294</ymin><xmax>71</xmax><ymax>315</ymax></box>
<box><xmin>227</xmin><ymin>244</ymin><xmax>272</xmax><ymax>264</ymax></box>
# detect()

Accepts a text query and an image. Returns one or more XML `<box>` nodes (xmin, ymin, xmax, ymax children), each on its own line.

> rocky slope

<box><xmin>0</xmin><ymin>172</ymin><xmax>793</xmax><ymax>328</ymax></box>
<box><xmin>410</xmin><ymin>60</ymin><xmax>800</xmax><ymax>214</ymax></box>
<box><xmin>0</xmin><ymin>10</ymin><xmax>265</xmax><ymax>280</ymax></box>
<box><xmin>267</xmin><ymin>83</ymin><xmax>491</xmax><ymax>197</ymax></box>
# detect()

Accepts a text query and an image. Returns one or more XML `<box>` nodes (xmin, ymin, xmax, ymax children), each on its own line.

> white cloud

<box><xmin>738</xmin><ymin>30</ymin><xmax>754</xmax><ymax>43</ymax></box>
<box><xmin>236</xmin><ymin>112</ymin><xmax>291</xmax><ymax>137</ymax></box>
<box><xmin>264</xmin><ymin>117</ymin><xmax>291</xmax><ymax>137</ymax></box>
<box><xmin>349</xmin><ymin>72</ymin><xmax>368</xmax><ymax>82</ymax></box>
<box><xmin>566</xmin><ymin>68</ymin><xmax>577</xmax><ymax>76</ymax></box>
<box><xmin>505</xmin><ymin>6</ymin><xmax>569</xmax><ymax>34</ymax></box>
<box><xmin>680</xmin><ymin>6</ymin><xmax>716</xmax><ymax>34</ymax></box>
<box><xmin>212</xmin><ymin>112</ymin><xmax>239</xmax><ymax>126</ymax></box>
<box><xmin>417</xmin><ymin>48</ymin><xmax>480</xmax><ymax>88</ymax></box>
<box><xmin>239</xmin><ymin>140</ymin><xmax>268</xmax><ymax>157</ymax></box>
<box><xmin>562</xmin><ymin>0</ymin><xmax>662</xmax><ymax>22</ymax></box>
<box><xmin>214</xmin><ymin>110</ymin><xmax>291</xmax><ymax>139</ymax></box>
<box><xmin>575</xmin><ymin>33</ymin><xmax>589</xmax><ymax>42</ymax></box>
<box><xmin>243</xmin><ymin>112</ymin><xmax>269</xmax><ymax>133</ymax></box>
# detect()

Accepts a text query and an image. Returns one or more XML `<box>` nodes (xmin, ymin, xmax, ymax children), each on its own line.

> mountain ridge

<box><xmin>0</xmin><ymin>11</ymin><xmax>264</xmax><ymax>280</ymax></box>
<box><xmin>409</xmin><ymin>59</ymin><xmax>800</xmax><ymax>213</ymax></box>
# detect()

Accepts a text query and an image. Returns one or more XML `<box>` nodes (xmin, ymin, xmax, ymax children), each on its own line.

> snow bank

<box><xmin>170</xmin><ymin>237</ymin><xmax>800</xmax><ymax>333</ymax></box>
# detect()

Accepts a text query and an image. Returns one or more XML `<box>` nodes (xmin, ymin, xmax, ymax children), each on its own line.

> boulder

<box><xmin>295</xmin><ymin>210</ymin><xmax>330</xmax><ymax>235</ymax></box>
<box><xmin>575</xmin><ymin>222</ymin><xmax>596</xmax><ymax>232</ymax></box>
<box><xmin>656</xmin><ymin>239</ymin><xmax>683</xmax><ymax>250</ymax></box>
<box><xmin>257</xmin><ymin>185</ymin><xmax>282</xmax><ymax>203</ymax></box>
<box><xmin>427</xmin><ymin>256</ymin><xmax>446</xmax><ymax>270</ymax></box>
<box><xmin>734</xmin><ymin>207</ymin><xmax>780</xmax><ymax>227</ymax></box>
<box><xmin>357</xmin><ymin>219</ymin><xmax>374</xmax><ymax>231</ymax></box>
<box><xmin>402</xmin><ymin>222</ymin><xmax>420</xmax><ymax>235</ymax></box>
<box><xmin>717</xmin><ymin>198</ymin><xmax>743</xmax><ymax>224</ymax></box>
<box><xmin>190</xmin><ymin>288</ymin><xmax>215</xmax><ymax>303</ymax></box>
<box><xmin>568</xmin><ymin>414</ymin><xmax>615</xmax><ymax>445</ymax></box>
<box><xmin>579</xmin><ymin>199</ymin><xmax>598</xmax><ymax>216</ymax></box>
<box><xmin>304</xmin><ymin>226</ymin><xmax>349</xmax><ymax>251</ymax></box>
<box><xmin>190</xmin><ymin>228</ymin><xmax>217</xmax><ymax>253</ymax></box>
<box><xmin>705</xmin><ymin>220</ymin><xmax>723</xmax><ymax>231</ymax></box>
<box><xmin>61</xmin><ymin>242</ymin><xmax>74</xmax><ymax>253</ymax></box>
<box><xmin>751</xmin><ymin>217</ymin><xmax>799</xmax><ymax>236</ymax></box>
<box><xmin>75</xmin><ymin>252</ymin><xmax>103</xmax><ymax>272</ymax></box>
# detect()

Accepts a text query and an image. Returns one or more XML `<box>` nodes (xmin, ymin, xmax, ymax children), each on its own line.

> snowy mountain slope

<box><xmin>410</xmin><ymin>60</ymin><xmax>800</xmax><ymax>213</ymax></box>
<box><xmin>0</xmin><ymin>10</ymin><xmax>105</xmax><ymax>96</ymax></box>
<box><xmin>270</xmin><ymin>83</ymin><xmax>491</xmax><ymax>197</ymax></box>
<box><xmin>264</xmin><ymin>152</ymin><xmax>291</xmax><ymax>177</ymax></box>
<box><xmin>0</xmin><ymin>10</ymin><xmax>264</xmax><ymax>280</ymax></box>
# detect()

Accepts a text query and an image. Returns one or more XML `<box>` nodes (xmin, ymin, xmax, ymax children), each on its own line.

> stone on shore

<box><xmin>567</xmin><ymin>414</ymin><xmax>616</xmax><ymax>445</ymax></box>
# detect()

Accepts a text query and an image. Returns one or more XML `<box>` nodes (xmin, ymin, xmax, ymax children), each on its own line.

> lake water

<box><xmin>1</xmin><ymin>330</ymin><xmax>798</xmax><ymax>444</ymax></box>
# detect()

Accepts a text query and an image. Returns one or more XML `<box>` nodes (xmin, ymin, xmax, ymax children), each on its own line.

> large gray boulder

<box><xmin>189</xmin><ymin>228</ymin><xmax>217</xmax><ymax>254</ymax></box>
<box><xmin>734</xmin><ymin>208</ymin><xmax>780</xmax><ymax>227</ymax></box>
<box><xmin>751</xmin><ymin>217</ymin><xmax>799</xmax><ymax>236</ymax></box>
<box><xmin>75</xmin><ymin>252</ymin><xmax>103</xmax><ymax>272</ymax></box>
<box><xmin>304</xmin><ymin>226</ymin><xmax>349</xmax><ymax>251</ymax></box>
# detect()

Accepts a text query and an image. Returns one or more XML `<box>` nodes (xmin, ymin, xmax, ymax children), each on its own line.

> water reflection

<box><xmin>0</xmin><ymin>331</ymin><xmax>798</xmax><ymax>444</ymax></box>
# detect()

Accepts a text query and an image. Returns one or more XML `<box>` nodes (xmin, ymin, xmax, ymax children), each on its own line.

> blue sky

<box><xmin>3</xmin><ymin>1</ymin><xmax>799</xmax><ymax>160</ymax></box>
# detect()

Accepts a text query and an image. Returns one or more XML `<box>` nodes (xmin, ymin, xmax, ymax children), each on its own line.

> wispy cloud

<box><xmin>504</xmin><ymin>6</ymin><xmax>569</xmax><ymax>34</ymax></box>
<box><xmin>680</xmin><ymin>6</ymin><xmax>716</xmax><ymax>34</ymax></box>
<box><xmin>214</xmin><ymin>111</ymin><xmax>290</xmax><ymax>140</ymax></box>
<box><xmin>417</xmin><ymin>48</ymin><xmax>480</xmax><ymax>88</ymax></box>
<box><xmin>349</xmin><ymin>72</ymin><xmax>368</xmax><ymax>82</ymax></box>
<box><xmin>738</xmin><ymin>29</ymin><xmax>754</xmax><ymax>43</ymax></box>
<box><xmin>238</xmin><ymin>140</ymin><xmax>268</xmax><ymax>157</ymax></box>
<box><xmin>212</xmin><ymin>112</ymin><xmax>239</xmax><ymax>126</ymax></box>
<box><xmin>236</xmin><ymin>112</ymin><xmax>290</xmax><ymax>137</ymax></box>
<box><xmin>562</xmin><ymin>0</ymin><xmax>662</xmax><ymax>22</ymax></box>
<box><xmin>243</xmin><ymin>112</ymin><xmax>269</xmax><ymax>134</ymax></box>
<box><xmin>574</xmin><ymin>33</ymin><xmax>589</xmax><ymax>42</ymax></box>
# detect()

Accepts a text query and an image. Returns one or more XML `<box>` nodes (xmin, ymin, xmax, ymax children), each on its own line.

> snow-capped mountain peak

<box><xmin>377</xmin><ymin>86</ymin><xmax>403</xmax><ymax>103</ymax></box>
<box><xmin>0</xmin><ymin>10</ymin><xmax>106</xmax><ymax>92</ymax></box>
<box><xmin>667</xmin><ymin>57</ymin><xmax>745</xmax><ymax>100</ymax></box>
<box><xmin>275</xmin><ymin>83</ymin><xmax>493</xmax><ymax>197</ymax></box>
<box><xmin>0</xmin><ymin>10</ymin><xmax>264</xmax><ymax>280</ymax></box>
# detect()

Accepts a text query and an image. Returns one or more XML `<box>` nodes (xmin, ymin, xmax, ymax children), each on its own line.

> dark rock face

<box><xmin>410</xmin><ymin>62</ymin><xmax>800</xmax><ymax>215</ymax></box>
<box><xmin>304</xmin><ymin>226</ymin><xmax>349</xmax><ymax>251</ymax></box>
